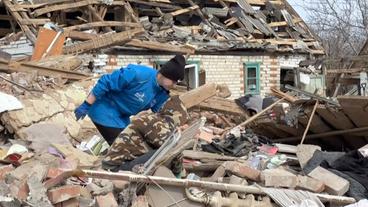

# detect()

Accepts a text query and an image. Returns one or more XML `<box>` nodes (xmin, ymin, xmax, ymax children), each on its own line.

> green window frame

<box><xmin>244</xmin><ymin>62</ymin><xmax>260</xmax><ymax>95</ymax></box>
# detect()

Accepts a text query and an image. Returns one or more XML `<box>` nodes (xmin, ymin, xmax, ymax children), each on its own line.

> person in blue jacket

<box><xmin>74</xmin><ymin>55</ymin><xmax>186</xmax><ymax>144</ymax></box>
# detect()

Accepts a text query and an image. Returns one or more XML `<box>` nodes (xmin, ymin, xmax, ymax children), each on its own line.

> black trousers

<box><xmin>93</xmin><ymin>122</ymin><xmax>124</xmax><ymax>145</ymax></box>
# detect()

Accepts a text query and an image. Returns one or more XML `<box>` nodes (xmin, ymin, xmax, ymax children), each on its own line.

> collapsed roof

<box><xmin>0</xmin><ymin>0</ymin><xmax>324</xmax><ymax>54</ymax></box>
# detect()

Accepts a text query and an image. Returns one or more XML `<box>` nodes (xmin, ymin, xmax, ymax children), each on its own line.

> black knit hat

<box><xmin>159</xmin><ymin>55</ymin><xmax>186</xmax><ymax>82</ymax></box>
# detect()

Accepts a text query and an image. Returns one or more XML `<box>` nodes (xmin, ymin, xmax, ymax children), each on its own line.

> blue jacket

<box><xmin>88</xmin><ymin>64</ymin><xmax>170</xmax><ymax>128</ymax></box>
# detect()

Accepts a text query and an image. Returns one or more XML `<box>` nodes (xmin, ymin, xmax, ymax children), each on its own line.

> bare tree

<box><xmin>297</xmin><ymin>0</ymin><xmax>368</xmax><ymax>58</ymax></box>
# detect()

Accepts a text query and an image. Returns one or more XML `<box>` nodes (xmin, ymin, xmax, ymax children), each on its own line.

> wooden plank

<box><xmin>179</xmin><ymin>83</ymin><xmax>217</xmax><ymax>109</ymax></box>
<box><xmin>126</xmin><ymin>39</ymin><xmax>195</xmax><ymax>54</ymax></box>
<box><xmin>31</xmin><ymin>28</ymin><xmax>65</xmax><ymax>61</ymax></box>
<box><xmin>317</xmin><ymin>106</ymin><xmax>367</xmax><ymax>148</ymax></box>
<box><xmin>127</xmin><ymin>0</ymin><xmax>181</xmax><ymax>9</ymax></box>
<box><xmin>0</xmin><ymin>59</ymin><xmax>89</xmax><ymax>80</ymax></box>
<box><xmin>170</xmin><ymin>5</ymin><xmax>199</xmax><ymax>16</ymax></box>
<box><xmin>316</xmin><ymin>106</ymin><xmax>355</xmax><ymax>130</ymax></box>
<box><xmin>198</xmin><ymin>97</ymin><xmax>246</xmax><ymax>116</ymax></box>
<box><xmin>63</xmin><ymin>28</ymin><xmax>144</xmax><ymax>54</ymax></box>
<box><xmin>338</xmin><ymin>96</ymin><xmax>368</xmax><ymax>127</ymax></box>
<box><xmin>299</xmin><ymin>108</ymin><xmax>332</xmax><ymax>134</ymax></box>
<box><xmin>268</xmin><ymin>18</ymin><xmax>302</xmax><ymax>27</ymax></box>
<box><xmin>65</xmin><ymin>30</ymin><xmax>99</xmax><ymax>40</ymax></box>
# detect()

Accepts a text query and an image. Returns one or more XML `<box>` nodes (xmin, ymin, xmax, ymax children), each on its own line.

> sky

<box><xmin>286</xmin><ymin>0</ymin><xmax>309</xmax><ymax>21</ymax></box>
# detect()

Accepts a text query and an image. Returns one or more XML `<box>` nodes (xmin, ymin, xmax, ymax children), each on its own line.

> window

<box><xmin>244</xmin><ymin>63</ymin><xmax>260</xmax><ymax>94</ymax></box>
<box><xmin>154</xmin><ymin>60</ymin><xmax>202</xmax><ymax>89</ymax></box>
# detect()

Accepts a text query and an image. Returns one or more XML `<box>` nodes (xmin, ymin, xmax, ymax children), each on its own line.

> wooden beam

<box><xmin>63</xmin><ymin>21</ymin><xmax>140</xmax><ymax>31</ymax></box>
<box><xmin>179</xmin><ymin>83</ymin><xmax>218</xmax><ymax>109</ymax></box>
<box><xmin>126</xmin><ymin>39</ymin><xmax>195</xmax><ymax>54</ymax></box>
<box><xmin>32</xmin><ymin>0</ymin><xmax>126</xmax><ymax>16</ymax></box>
<box><xmin>63</xmin><ymin>28</ymin><xmax>144</xmax><ymax>54</ymax></box>
<box><xmin>0</xmin><ymin>59</ymin><xmax>89</xmax><ymax>80</ymax></box>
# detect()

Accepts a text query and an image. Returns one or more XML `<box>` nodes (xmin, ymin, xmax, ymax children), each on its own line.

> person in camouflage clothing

<box><xmin>102</xmin><ymin>95</ymin><xmax>190</xmax><ymax>169</ymax></box>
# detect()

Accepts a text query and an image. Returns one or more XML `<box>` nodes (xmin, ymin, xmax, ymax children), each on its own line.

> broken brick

<box><xmin>297</xmin><ymin>175</ymin><xmax>325</xmax><ymax>193</ymax></box>
<box><xmin>308</xmin><ymin>166</ymin><xmax>349</xmax><ymax>196</ymax></box>
<box><xmin>96</xmin><ymin>192</ymin><xmax>118</xmax><ymax>207</ymax></box>
<box><xmin>54</xmin><ymin>198</ymin><xmax>79</xmax><ymax>207</ymax></box>
<box><xmin>261</xmin><ymin>168</ymin><xmax>297</xmax><ymax>188</ymax></box>
<box><xmin>9</xmin><ymin>179</ymin><xmax>29</xmax><ymax>201</ymax></box>
<box><xmin>197</xmin><ymin>129</ymin><xmax>215</xmax><ymax>143</ymax></box>
<box><xmin>48</xmin><ymin>185</ymin><xmax>81</xmax><ymax>204</ymax></box>
<box><xmin>46</xmin><ymin>168</ymin><xmax>65</xmax><ymax>179</ymax></box>
<box><xmin>0</xmin><ymin>165</ymin><xmax>14</xmax><ymax>180</ymax></box>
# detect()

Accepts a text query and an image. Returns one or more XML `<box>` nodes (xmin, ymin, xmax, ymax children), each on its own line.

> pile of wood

<box><xmin>0</xmin><ymin>0</ymin><xmax>324</xmax><ymax>54</ymax></box>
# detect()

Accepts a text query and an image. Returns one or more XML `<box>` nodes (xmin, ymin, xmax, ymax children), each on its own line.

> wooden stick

<box><xmin>300</xmin><ymin>100</ymin><xmax>319</xmax><ymax>144</ymax></box>
<box><xmin>78</xmin><ymin>169</ymin><xmax>356</xmax><ymax>205</ymax></box>
<box><xmin>234</xmin><ymin>98</ymin><xmax>285</xmax><ymax>128</ymax></box>
<box><xmin>277</xmin><ymin>126</ymin><xmax>368</xmax><ymax>142</ymax></box>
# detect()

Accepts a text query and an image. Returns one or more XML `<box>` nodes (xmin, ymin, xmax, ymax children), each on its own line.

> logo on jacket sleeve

<box><xmin>134</xmin><ymin>92</ymin><xmax>145</xmax><ymax>103</ymax></box>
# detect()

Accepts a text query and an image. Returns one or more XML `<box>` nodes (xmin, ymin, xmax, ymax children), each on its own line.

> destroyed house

<box><xmin>0</xmin><ymin>0</ymin><xmax>324</xmax><ymax>98</ymax></box>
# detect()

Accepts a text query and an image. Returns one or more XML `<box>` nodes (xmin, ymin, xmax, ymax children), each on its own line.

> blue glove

<box><xmin>74</xmin><ymin>101</ymin><xmax>91</xmax><ymax>120</ymax></box>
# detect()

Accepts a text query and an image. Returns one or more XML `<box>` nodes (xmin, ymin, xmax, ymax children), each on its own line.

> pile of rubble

<box><xmin>0</xmin><ymin>0</ymin><xmax>323</xmax><ymax>55</ymax></box>
<box><xmin>0</xmin><ymin>81</ymin><xmax>366</xmax><ymax>207</ymax></box>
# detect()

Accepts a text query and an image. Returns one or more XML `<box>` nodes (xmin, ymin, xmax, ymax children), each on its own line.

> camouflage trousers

<box><xmin>102</xmin><ymin>96</ymin><xmax>189</xmax><ymax>167</ymax></box>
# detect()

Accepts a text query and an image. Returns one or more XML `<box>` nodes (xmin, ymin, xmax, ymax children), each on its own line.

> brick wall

<box><xmin>99</xmin><ymin>54</ymin><xmax>308</xmax><ymax>98</ymax></box>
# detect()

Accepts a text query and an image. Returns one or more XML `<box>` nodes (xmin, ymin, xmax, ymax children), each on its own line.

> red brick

<box><xmin>261</xmin><ymin>168</ymin><xmax>297</xmax><ymax>188</ymax></box>
<box><xmin>55</xmin><ymin>198</ymin><xmax>79</xmax><ymax>207</ymax></box>
<box><xmin>46</xmin><ymin>168</ymin><xmax>64</xmax><ymax>179</ymax></box>
<box><xmin>0</xmin><ymin>165</ymin><xmax>14</xmax><ymax>180</ymax></box>
<box><xmin>197</xmin><ymin>130</ymin><xmax>215</xmax><ymax>143</ymax></box>
<box><xmin>48</xmin><ymin>185</ymin><xmax>81</xmax><ymax>204</ymax></box>
<box><xmin>96</xmin><ymin>192</ymin><xmax>118</xmax><ymax>207</ymax></box>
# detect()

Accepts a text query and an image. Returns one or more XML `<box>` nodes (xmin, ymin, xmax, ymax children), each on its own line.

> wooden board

<box><xmin>317</xmin><ymin>106</ymin><xmax>367</xmax><ymax>149</ymax></box>
<box><xmin>31</xmin><ymin>28</ymin><xmax>65</xmax><ymax>61</ymax></box>
<box><xmin>299</xmin><ymin>106</ymin><xmax>345</xmax><ymax>149</ymax></box>
<box><xmin>316</xmin><ymin>106</ymin><xmax>355</xmax><ymax>130</ymax></box>
<box><xmin>338</xmin><ymin>96</ymin><xmax>368</xmax><ymax>127</ymax></box>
